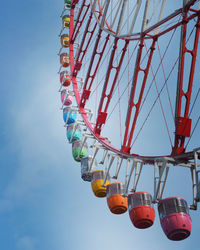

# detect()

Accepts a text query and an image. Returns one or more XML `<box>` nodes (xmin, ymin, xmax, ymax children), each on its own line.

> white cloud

<box><xmin>0</xmin><ymin>60</ymin><xmax>76</xmax><ymax>219</ymax></box>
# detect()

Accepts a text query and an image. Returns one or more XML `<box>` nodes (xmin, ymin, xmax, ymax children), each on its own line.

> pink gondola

<box><xmin>158</xmin><ymin>197</ymin><xmax>192</xmax><ymax>241</ymax></box>
<box><xmin>61</xmin><ymin>89</ymin><xmax>73</xmax><ymax>106</ymax></box>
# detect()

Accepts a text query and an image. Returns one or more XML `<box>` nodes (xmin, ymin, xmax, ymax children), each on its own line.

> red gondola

<box><xmin>128</xmin><ymin>192</ymin><xmax>155</xmax><ymax>229</ymax></box>
<box><xmin>60</xmin><ymin>71</ymin><xmax>71</xmax><ymax>86</ymax></box>
<box><xmin>158</xmin><ymin>197</ymin><xmax>191</xmax><ymax>241</ymax></box>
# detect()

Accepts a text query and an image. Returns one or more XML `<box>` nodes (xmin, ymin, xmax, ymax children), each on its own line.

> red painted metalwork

<box><xmin>71</xmin><ymin>0</ymin><xmax>79</xmax><ymax>8</ymax></box>
<box><xmin>122</xmin><ymin>37</ymin><xmax>157</xmax><ymax>153</ymax></box>
<box><xmin>172</xmin><ymin>14</ymin><xmax>200</xmax><ymax>155</ymax></box>
<box><xmin>73</xmin><ymin>11</ymin><xmax>97</xmax><ymax>76</ymax></box>
<box><xmin>69</xmin><ymin>5</ymin><xmax>123</xmax><ymax>156</ymax></box>
<box><xmin>94</xmin><ymin>38</ymin><xmax>129</xmax><ymax>134</ymax></box>
<box><xmin>71</xmin><ymin>0</ymin><xmax>90</xmax><ymax>43</ymax></box>
<box><xmin>80</xmin><ymin>29</ymin><xmax>110</xmax><ymax>108</ymax></box>
<box><xmin>69</xmin><ymin>0</ymin><xmax>200</xmax><ymax>163</ymax></box>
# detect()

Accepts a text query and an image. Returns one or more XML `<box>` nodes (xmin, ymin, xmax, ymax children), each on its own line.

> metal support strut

<box><xmin>153</xmin><ymin>158</ymin><xmax>169</xmax><ymax>202</ymax></box>
<box><xmin>172</xmin><ymin>14</ymin><xmax>200</xmax><ymax>155</ymax></box>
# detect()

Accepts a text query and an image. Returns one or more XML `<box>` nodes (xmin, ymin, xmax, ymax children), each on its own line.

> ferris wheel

<box><xmin>58</xmin><ymin>0</ymin><xmax>200</xmax><ymax>241</ymax></box>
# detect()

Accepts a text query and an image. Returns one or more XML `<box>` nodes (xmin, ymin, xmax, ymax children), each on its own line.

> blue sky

<box><xmin>0</xmin><ymin>0</ymin><xmax>200</xmax><ymax>250</ymax></box>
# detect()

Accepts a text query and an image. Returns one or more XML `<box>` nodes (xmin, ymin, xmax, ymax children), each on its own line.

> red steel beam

<box><xmin>71</xmin><ymin>0</ymin><xmax>79</xmax><ymax>8</ymax></box>
<box><xmin>172</xmin><ymin>14</ymin><xmax>200</xmax><ymax>155</ymax></box>
<box><xmin>73</xmin><ymin>11</ymin><xmax>98</xmax><ymax>76</ymax></box>
<box><xmin>80</xmin><ymin>29</ymin><xmax>110</xmax><ymax>108</ymax></box>
<box><xmin>122</xmin><ymin>37</ymin><xmax>157</xmax><ymax>153</ymax></box>
<box><xmin>71</xmin><ymin>1</ymin><xmax>90</xmax><ymax>43</ymax></box>
<box><xmin>94</xmin><ymin>38</ymin><xmax>129</xmax><ymax>134</ymax></box>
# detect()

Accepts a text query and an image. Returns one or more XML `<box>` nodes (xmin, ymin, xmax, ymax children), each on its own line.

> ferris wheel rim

<box><xmin>69</xmin><ymin>0</ymin><xmax>200</xmax><ymax>164</ymax></box>
<box><xmin>89</xmin><ymin>0</ymin><xmax>199</xmax><ymax>39</ymax></box>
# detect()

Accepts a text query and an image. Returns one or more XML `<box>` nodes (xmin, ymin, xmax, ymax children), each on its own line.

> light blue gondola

<box><xmin>63</xmin><ymin>107</ymin><xmax>77</xmax><ymax>124</ymax></box>
<box><xmin>67</xmin><ymin>124</ymin><xmax>82</xmax><ymax>143</ymax></box>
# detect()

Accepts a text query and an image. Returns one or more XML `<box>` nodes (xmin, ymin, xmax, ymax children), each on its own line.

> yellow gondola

<box><xmin>62</xmin><ymin>15</ymin><xmax>70</xmax><ymax>28</ymax></box>
<box><xmin>61</xmin><ymin>34</ymin><xmax>70</xmax><ymax>47</ymax></box>
<box><xmin>91</xmin><ymin>170</ymin><xmax>110</xmax><ymax>198</ymax></box>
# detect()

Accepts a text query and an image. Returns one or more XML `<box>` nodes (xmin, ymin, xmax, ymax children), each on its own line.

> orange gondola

<box><xmin>60</xmin><ymin>53</ymin><xmax>70</xmax><ymax>67</ymax></box>
<box><xmin>106</xmin><ymin>182</ymin><xmax>128</xmax><ymax>214</ymax></box>
<box><xmin>61</xmin><ymin>34</ymin><xmax>70</xmax><ymax>47</ymax></box>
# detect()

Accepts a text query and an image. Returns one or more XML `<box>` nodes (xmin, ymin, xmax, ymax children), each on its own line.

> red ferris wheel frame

<box><xmin>69</xmin><ymin>0</ymin><xmax>200</xmax><ymax>164</ymax></box>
